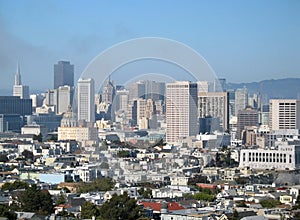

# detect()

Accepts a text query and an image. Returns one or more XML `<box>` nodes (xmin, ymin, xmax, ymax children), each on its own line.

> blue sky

<box><xmin>0</xmin><ymin>0</ymin><xmax>299</xmax><ymax>90</ymax></box>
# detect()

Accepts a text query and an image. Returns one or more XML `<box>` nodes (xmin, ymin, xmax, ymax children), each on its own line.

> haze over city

<box><xmin>0</xmin><ymin>0</ymin><xmax>300</xmax><ymax>91</ymax></box>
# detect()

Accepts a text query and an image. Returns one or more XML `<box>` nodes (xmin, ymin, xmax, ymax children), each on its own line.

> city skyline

<box><xmin>0</xmin><ymin>1</ymin><xmax>299</xmax><ymax>91</ymax></box>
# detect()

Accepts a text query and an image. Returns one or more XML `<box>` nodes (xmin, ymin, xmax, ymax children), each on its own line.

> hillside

<box><xmin>227</xmin><ymin>78</ymin><xmax>300</xmax><ymax>100</ymax></box>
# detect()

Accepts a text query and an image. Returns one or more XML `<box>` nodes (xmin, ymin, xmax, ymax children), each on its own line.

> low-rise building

<box><xmin>239</xmin><ymin>141</ymin><xmax>300</xmax><ymax>170</ymax></box>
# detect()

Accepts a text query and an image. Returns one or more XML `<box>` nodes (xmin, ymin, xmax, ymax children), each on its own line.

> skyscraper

<box><xmin>237</xmin><ymin>107</ymin><xmax>258</xmax><ymax>140</ymax></box>
<box><xmin>198</xmin><ymin>92</ymin><xmax>229</xmax><ymax>131</ymax></box>
<box><xmin>214</xmin><ymin>78</ymin><xmax>226</xmax><ymax>92</ymax></box>
<box><xmin>54</xmin><ymin>61</ymin><xmax>74</xmax><ymax>89</ymax></box>
<box><xmin>166</xmin><ymin>81</ymin><xmax>198</xmax><ymax>143</ymax></box>
<box><xmin>115</xmin><ymin>89</ymin><xmax>129</xmax><ymax>112</ymax></box>
<box><xmin>235</xmin><ymin>87</ymin><xmax>249</xmax><ymax>116</ymax></box>
<box><xmin>197</xmin><ymin>81</ymin><xmax>209</xmax><ymax>93</ymax></box>
<box><xmin>102</xmin><ymin>78</ymin><xmax>115</xmax><ymax>104</ymax></box>
<box><xmin>77</xmin><ymin>78</ymin><xmax>95</xmax><ymax>123</ymax></box>
<box><xmin>129</xmin><ymin>81</ymin><xmax>146</xmax><ymax>101</ymax></box>
<box><xmin>0</xmin><ymin>96</ymin><xmax>32</xmax><ymax>116</ymax></box>
<box><xmin>269</xmin><ymin>99</ymin><xmax>300</xmax><ymax>131</ymax></box>
<box><xmin>57</xmin><ymin>85</ymin><xmax>73</xmax><ymax>114</ymax></box>
<box><xmin>13</xmin><ymin>63</ymin><xmax>29</xmax><ymax>99</ymax></box>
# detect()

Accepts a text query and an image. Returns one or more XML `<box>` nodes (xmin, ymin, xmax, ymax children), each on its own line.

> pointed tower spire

<box><xmin>15</xmin><ymin>63</ymin><xmax>21</xmax><ymax>85</ymax></box>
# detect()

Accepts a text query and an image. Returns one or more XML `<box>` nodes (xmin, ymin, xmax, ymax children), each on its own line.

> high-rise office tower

<box><xmin>269</xmin><ymin>99</ymin><xmax>300</xmax><ymax>131</ymax></box>
<box><xmin>144</xmin><ymin>81</ymin><xmax>165</xmax><ymax>101</ymax></box>
<box><xmin>166</xmin><ymin>81</ymin><xmax>198</xmax><ymax>143</ymax></box>
<box><xmin>54</xmin><ymin>61</ymin><xmax>74</xmax><ymax>89</ymax></box>
<box><xmin>44</xmin><ymin>89</ymin><xmax>58</xmax><ymax>108</ymax></box>
<box><xmin>128</xmin><ymin>80</ymin><xmax>165</xmax><ymax>102</ymax></box>
<box><xmin>13</xmin><ymin>64</ymin><xmax>29</xmax><ymax>99</ymax></box>
<box><xmin>57</xmin><ymin>85</ymin><xmax>73</xmax><ymax>114</ymax></box>
<box><xmin>115</xmin><ymin>89</ymin><xmax>129</xmax><ymax>112</ymax></box>
<box><xmin>197</xmin><ymin>81</ymin><xmax>209</xmax><ymax>93</ymax></box>
<box><xmin>129</xmin><ymin>81</ymin><xmax>146</xmax><ymax>101</ymax></box>
<box><xmin>77</xmin><ymin>78</ymin><xmax>95</xmax><ymax>123</ymax></box>
<box><xmin>136</xmin><ymin>98</ymin><xmax>147</xmax><ymax>124</ymax></box>
<box><xmin>227</xmin><ymin>89</ymin><xmax>235</xmax><ymax>117</ymax></box>
<box><xmin>102</xmin><ymin>78</ymin><xmax>115</xmax><ymax>104</ymax></box>
<box><xmin>235</xmin><ymin>87</ymin><xmax>248</xmax><ymax>116</ymax></box>
<box><xmin>0</xmin><ymin>96</ymin><xmax>32</xmax><ymax>116</ymax></box>
<box><xmin>237</xmin><ymin>107</ymin><xmax>258</xmax><ymax>140</ymax></box>
<box><xmin>198</xmin><ymin>92</ymin><xmax>229</xmax><ymax>131</ymax></box>
<box><xmin>214</xmin><ymin>78</ymin><xmax>226</xmax><ymax>92</ymax></box>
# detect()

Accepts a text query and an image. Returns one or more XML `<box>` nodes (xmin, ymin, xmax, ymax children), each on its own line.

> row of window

<box><xmin>243</xmin><ymin>152</ymin><xmax>292</xmax><ymax>163</ymax></box>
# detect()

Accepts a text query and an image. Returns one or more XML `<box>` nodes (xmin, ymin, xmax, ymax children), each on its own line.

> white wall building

<box><xmin>269</xmin><ymin>99</ymin><xmax>300</xmax><ymax>131</ymax></box>
<box><xmin>57</xmin><ymin>85</ymin><xmax>72</xmax><ymax>114</ymax></box>
<box><xmin>77</xmin><ymin>78</ymin><xmax>95</xmax><ymax>122</ymax></box>
<box><xmin>166</xmin><ymin>81</ymin><xmax>198</xmax><ymax>143</ymax></box>
<box><xmin>239</xmin><ymin>141</ymin><xmax>300</xmax><ymax>170</ymax></box>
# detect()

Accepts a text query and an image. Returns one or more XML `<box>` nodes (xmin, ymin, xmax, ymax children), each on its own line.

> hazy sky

<box><xmin>0</xmin><ymin>0</ymin><xmax>299</xmax><ymax>91</ymax></box>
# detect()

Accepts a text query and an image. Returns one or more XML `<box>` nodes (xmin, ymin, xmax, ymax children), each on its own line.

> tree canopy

<box><xmin>11</xmin><ymin>185</ymin><xmax>53</xmax><ymax>215</ymax></box>
<box><xmin>81</xmin><ymin>201</ymin><xmax>99</xmax><ymax>219</ymax></box>
<box><xmin>98</xmin><ymin>192</ymin><xmax>141</xmax><ymax>220</ymax></box>
<box><xmin>0</xmin><ymin>204</ymin><xmax>17</xmax><ymax>220</ymax></box>
<box><xmin>77</xmin><ymin>177</ymin><xmax>115</xmax><ymax>193</ymax></box>
<box><xmin>1</xmin><ymin>181</ymin><xmax>29</xmax><ymax>191</ymax></box>
<box><xmin>260</xmin><ymin>199</ymin><xmax>281</xmax><ymax>208</ymax></box>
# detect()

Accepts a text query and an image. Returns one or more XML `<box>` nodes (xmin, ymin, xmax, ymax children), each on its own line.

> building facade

<box><xmin>13</xmin><ymin>64</ymin><xmax>29</xmax><ymax>99</ymax></box>
<box><xmin>198</xmin><ymin>92</ymin><xmax>229</xmax><ymax>131</ymax></box>
<box><xmin>166</xmin><ymin>81</ymin><xmax>198</xmax><ymax>143</ymax></box>
<box><xmin>77</xmin><ymin>78</ymin><xmax>95</xmax><ymax>123</ymax></box>
<box><xmin>57</xmin><ymin>85</ymin><xmax>73</xmax><ymax>114</ymax></box>
<box><xmin>235</xmin><ymin>87</ymin><xmax>248</xmax><ymax>116</ymax></box>
<box><xmin>0</xmin><ymin>114</ymin><xmax>23</xmax><ymax>132</ymax></box>
<box><xmin>269</xmin><ymin>99</ymin><xmax>300</xmax><ymax>131</ymax></box>
<box><xmin>0</xmin><ymin>96</ymin><xmax>32</xmax><ymax>116</ymax></box>
<box><xmin>239</xmin><ymin>141</ymin><xmax>300</xmax><ymax>170</ymax></box>
<box><xmin>54</xmin><ymin>61</ymin><xmax>74</xmax><ymax>89</ymax></box>
<box><xmin>237</xmin><ymin>107</ymin><xmax>259</xmax><ymax>140</ymax></box>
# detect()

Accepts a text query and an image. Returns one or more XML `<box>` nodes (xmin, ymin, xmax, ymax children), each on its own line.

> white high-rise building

<box><xmin>13</xmin><ymin>63</ymin><xmax>29</xmax><ymax>99</ymax></box>
<box><xmin>166</xmin><ymin>81</ymin><xmax>198</xmax><ymax>143</ymax></box>
<box><xmin>77</xmin><ymin>78</ymin><xmax>95</xmax><ymax>123</ymax></box>
<box><xmin>269</xmin><ymin>99</ymin><xmax>300</xmax><ymax>131</ymax></box>
<box><xmin>57</xmin><ymin>85</ymin><xmax>73</xmax><ymax>114</ymax></box>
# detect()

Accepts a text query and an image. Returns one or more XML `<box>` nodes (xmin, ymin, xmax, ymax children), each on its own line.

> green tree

<box><xmin>138</xmin><ymin>188</ymin><xmax>152</xmax><ymax>199</ymax></box>
<box><xmin>81</xmin><ymin>201</ymin><xmax>99</xmax><ymax>219</ymax></box>
<box><xmin>0</xmin><ymin>154</ymin><xmax>8</xmax><ymax>162</ymax></box>
<box><xmin>55</xmin><ymin>194</ymin><xmax>66</xmax><ymax>205</ymax></box>
<box><xmin>77</xmin><ymin>178</ymin><xmax>115</xmax><ymax>193</ymax></box>
<box><xmin>1</xmin><ymin>181</ymin><xmax>29</xmax><ymax>191</ymax></box>
<box><xmin>100</xmin><ymin>141</ymin><xmax>108</xmax><ymax>151</ymax></box>
<box><xmin>18</xmin><ymin>185</ymin><xmax>54</xmax><ymax>215</ymax></box>
<box><xmin>117</xmin><ymin>150</ymin><xmax>130</xmax><ymax>158</ymax></box>
<box><xmin>98</xmin><ymin>192</ymin><xmax>141</xmax><ymax>220</ymax></box>
<box><xmin>21</xmin><ymin>150</ymin><xmax>34</xmax><ymax>161</ymax></box>
<box><xmin>33</xmin><ymin>133</ymin><xmax>43</xmax><ymax>142</ymax></box>
<box><xmin>193</xmin><ymin>192</ymin><xmax>215</xmax><ymax>202</ymax></box>
<box><xmin>188</xmin><ymin>175</ymin><xmax>208</xmax><ymax>186</ymax></box>
<box><xmin>0</xmin><ymin>204</ymin><xmax>17</xmax><ymax>220</ymax></box>
<box><xmin>260</xmin><ymin>199</ymin><xmax>281</xmax><ymax>208</ymax></box>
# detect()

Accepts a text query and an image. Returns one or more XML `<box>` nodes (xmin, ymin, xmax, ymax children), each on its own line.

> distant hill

<box><xmin>227</xmin><ymin>78</ymin><xmax>300</xmax><ymax>100</ymax></box>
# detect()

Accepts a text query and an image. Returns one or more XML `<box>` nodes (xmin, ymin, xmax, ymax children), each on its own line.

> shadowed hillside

<box><xmin>227</xmin><ymin>78</ymin><xmax>300</xmax><ymax>100</ymax></box>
